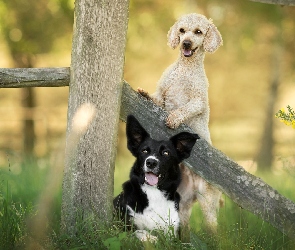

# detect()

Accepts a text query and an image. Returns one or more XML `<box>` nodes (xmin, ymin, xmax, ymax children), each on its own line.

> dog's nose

<box><xmin>146</xmin><ymin>158</ymin><xmax>158</xmax><ymax>169</ymax></box>
<box><xmin>183</xmin><ymin>40</ymin><xmax>192</xmax><ymax>49</ymax></box>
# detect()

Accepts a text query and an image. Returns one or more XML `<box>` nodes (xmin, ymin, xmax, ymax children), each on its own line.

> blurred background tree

<box><xmin>0</xmin><ymin>0</ymin><xmax>73</xmax><ymax>157</ymax></box>
<box><xmin>0</xmin><ymin>0</ymin><xmax>294</xmax><ymax>173</ymax></box>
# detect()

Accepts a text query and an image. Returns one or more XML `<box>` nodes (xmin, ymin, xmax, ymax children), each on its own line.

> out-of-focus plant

<box><xmin>275</xmin><ymin>105</ymin><xmax>295</xmax><ymax>129</ymax></box>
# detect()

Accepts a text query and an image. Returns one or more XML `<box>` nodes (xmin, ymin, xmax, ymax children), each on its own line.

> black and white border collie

<box><xmin>114</xmin><ymin>115</ymin><xmax>199</xmax><ymax>241</ymax></box>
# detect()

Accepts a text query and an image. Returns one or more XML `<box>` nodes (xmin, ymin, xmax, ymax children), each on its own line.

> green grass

<box><xmin>0</xmin><ymin>157</ymin><xmax>295</xmax><ymax>249</ymax></box>
<box><xmin>195</xmin><ymin>197</ymin><xmax>293</xmax><ymax>249</ymax></box>
<box><xmin>0</xmin><ymin>182</ymin><xmax>32</xmax><ymax>249</ymax></box>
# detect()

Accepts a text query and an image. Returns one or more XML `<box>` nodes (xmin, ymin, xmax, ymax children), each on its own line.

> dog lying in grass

<box><xmin>113</xmin><ymin>115</ymin><xmax>199</xmax><ymax>241</ymax></box>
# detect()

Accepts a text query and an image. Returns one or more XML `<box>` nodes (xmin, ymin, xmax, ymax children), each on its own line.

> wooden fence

<box><xmin>0</xmin><ymin>67</ymin><xmax>294</xmax><ymax>238</ymax></box>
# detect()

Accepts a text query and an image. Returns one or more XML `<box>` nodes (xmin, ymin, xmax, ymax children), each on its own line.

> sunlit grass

<box><xmin>0</xmin><ymin>182</ymin><xmax>32</xmax><ymax>249</ymax></box>
<box><xmin>0</xmin><ymin>156</ymin><xmax>294</xmax><ymax>249</ymax></box>
<box><xmin>115</xmin><ymin>155</ymin><xmax>295</xmax><ymax>249</ymax></box>
<box><xmin>0</xmin><ymin>159</ymin><xmax>61</xmax><ymax>249</ymax></box>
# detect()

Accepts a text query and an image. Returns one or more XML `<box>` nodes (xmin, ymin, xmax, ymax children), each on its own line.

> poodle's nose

<box><xmin>183</xmin><ymin>40</ymin><xmax>192</xmax><ymax>49</ymax></box>
<box><xmin>146</xmin><ymin>158</ymin><xmax>158</xmax><ymax>169</ymax></box>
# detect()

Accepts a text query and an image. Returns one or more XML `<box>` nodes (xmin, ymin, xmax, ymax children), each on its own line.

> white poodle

<box><xmin>138</xmin><ymin>13</ymin><xmax>223</xmax><ymax>237</ymax></box>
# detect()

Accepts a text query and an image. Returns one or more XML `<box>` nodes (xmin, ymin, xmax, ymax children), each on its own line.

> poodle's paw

<box><xmin>166</xmin><ymin>111</ymin><xmax>184</xmax><ymax>129</ymax></box>
<box><xmin>137</xmin><ymin>87</ymin><xmax>150</xmax><ymax>99</ymax></box>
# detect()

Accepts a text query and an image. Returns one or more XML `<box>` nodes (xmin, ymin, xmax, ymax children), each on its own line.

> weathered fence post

<box><xmin>61</xmin><ymin>0</ymin><xmax>129</xmax><ymax>234</ymax></box>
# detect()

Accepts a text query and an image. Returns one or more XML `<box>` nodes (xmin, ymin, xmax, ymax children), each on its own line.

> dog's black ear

<box><xmin>170</xmin><ymin>132</ymin><xmax>199</xmax><ymax>160</ymax></box>
<box><xmin>126</xmin><ymin>115</ymin><xmax>150</xmax><ymax>156</ymax></box>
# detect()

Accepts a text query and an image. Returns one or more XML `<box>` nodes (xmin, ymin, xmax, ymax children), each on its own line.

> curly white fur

<box><xmin>138</xmin><ymin>13</ymin><xmax>223</xmax><ymax>237</ymax></box>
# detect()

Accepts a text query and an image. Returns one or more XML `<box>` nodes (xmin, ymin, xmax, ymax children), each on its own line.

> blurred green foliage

<box><xmin>0</xmin><ymin>0</ymin><xmax>73</xmax><ymax>65</ymax></box>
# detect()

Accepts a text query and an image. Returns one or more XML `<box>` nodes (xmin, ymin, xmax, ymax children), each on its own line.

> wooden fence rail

<box><xmin>0</xmin><ymin>67</ymin><xmax>294</xmax><ymax>238</ymax></box>
<box><xmin>250</xmin><ymin>0</ymin><xmax>295</xmax><ymax>5</ymax></box>
<box><xmin>0</xmin><ymin>68</ymin><xmax>69</xmax><ymax>88</ymax></box>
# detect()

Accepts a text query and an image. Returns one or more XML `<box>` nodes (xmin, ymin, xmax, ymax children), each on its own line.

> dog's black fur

<box><xmin>113</xmin><ymin>115</ymin><xmax>199</xmax><ymax>233</ymax></box>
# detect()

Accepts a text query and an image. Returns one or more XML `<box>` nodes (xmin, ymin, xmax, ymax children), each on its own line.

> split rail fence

<box><xmin>0</xmin><ymin>67</ymin><xmax>294</xmax><ymax>238</ymax></box>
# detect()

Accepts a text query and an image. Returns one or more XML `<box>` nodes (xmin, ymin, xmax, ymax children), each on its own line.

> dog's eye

<box><xmin>162</xmin><ymin>150</ymin><xmax>170</xmax><ymax>156</ymax></box>
<box><xmin>142</xmin><ymin>149</ymin><xmax>148</xmax><ymax>154</ymax></box>
<box><xmin>179</xmin><ymin>28</ymin><xmax>185</xmax><ymax>33</ymax></box>
<box><xmin>195</xmin><ymin>29</ymin><xmax>202</xmax><ymax>35</ymax></box>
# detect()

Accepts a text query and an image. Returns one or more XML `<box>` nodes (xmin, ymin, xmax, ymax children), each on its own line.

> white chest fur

<box><xmin>127</xmin><ymin>184</ymin><xmax>179</xmax><ymax>236</ymax></box>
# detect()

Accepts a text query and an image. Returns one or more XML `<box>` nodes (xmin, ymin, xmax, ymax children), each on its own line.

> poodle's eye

<box><xmin>195</xmin><ymin>29</ymin><xmax>202</xmax><ymax>35</ymax></box>
<box><xmin>179</xmin><ymin>28</ymin><xmax>185</xmax><ymax>33</ymax></box>
<box><xmin>162</xmin><ymin>150</ymin><xmax>170</xmax><ymax>156</ymax></box>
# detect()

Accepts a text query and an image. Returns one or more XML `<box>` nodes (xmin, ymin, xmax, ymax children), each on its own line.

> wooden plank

<box><xmin>0</xmin><ymin>67</ymin><xmax>70</xmax><ymax>88</ymax></box>
<box><xmin>250</xmin><ymin>0</ymin><xmax>295</xmax><ymax>5</ymax></box>
<box><xmin>0</xmin><ymin>68</ymin><xmax>294</xmax><ymax>237</ymax></box>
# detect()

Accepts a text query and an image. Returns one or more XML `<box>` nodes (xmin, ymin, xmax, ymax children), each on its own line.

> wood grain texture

<box><xmin>250</xmin><ymin>0</ymin><xmax>295</xmax><ymax>5</ymax></box>
<box><xmin>61</xmin><ymin>0</ymin><xmax>130</xmax><ymax>235</ymax></box>
<box><xmin>0</xmin><ymin>67</ymin><xmax>70</xmax><ymax>87</ymax></box>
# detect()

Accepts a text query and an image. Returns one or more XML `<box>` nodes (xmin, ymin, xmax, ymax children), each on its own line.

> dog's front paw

<box><xmin>135</xmin><ymin>230</ymin><xmax>158</xmax><ymax>243</ymax></box>
<box><xmin>137</xmin><ymin>87</ymin><xmax>151</xmax><ymax>100</ymax></box>
<box><xmin>166</xmin><ymin>111</ymin><xmax>184</xmax><ymax>129</ymax></box>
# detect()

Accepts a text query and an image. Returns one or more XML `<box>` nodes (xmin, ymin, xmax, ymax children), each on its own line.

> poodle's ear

<box><xmin>167</xmin><ymin>22</ymin><xmax>180</xmax><ymax>49</ymax></box>
<box><xmin>126</xmin><ymin>115</ymin><xmax>150</xmax><ymax>156</ymax></box>
<box><xmin>203</xmin><ymin>22</ymin><xmax>223</xmax><ymax>53</ymax></box>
